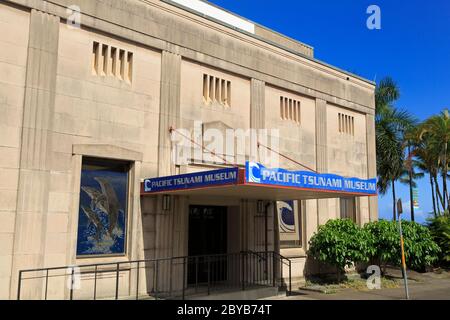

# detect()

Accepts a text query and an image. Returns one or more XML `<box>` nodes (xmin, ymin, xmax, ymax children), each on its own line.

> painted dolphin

<box><xmin>81</xmin><ymin>205</ymin><xmax>103</xmax><ymax>241</ymax></box>
<box><xmin>94</xmin><ymin>177</ymin><xmax>122</xmax><ymax>237</ymax></box>
<box><xmin>81</xmin><ymin>186</ymin><xmax>108</xmax><ymax>213</ymax></box>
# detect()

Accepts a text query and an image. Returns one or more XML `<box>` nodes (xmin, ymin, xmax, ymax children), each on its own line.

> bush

<box><xmin>308</xmin><ymin>219</ymin><xmax>375</xmax><ymax>279</ymax></box>
<box><xmin>402</xmin><ymin>220</ymin><xmax>440</xmax><ymax>271</ymax></box>
<box><xmin>427</xmin><ymin>215</ymin><xmax>450</xmax><ymax>266</ymax></box>
<box><xmin>364</xmin><ymin>220</ymin><xmax>400</xmax><ymax>270</ymax></box>
<box><xmin>364</xmin><ymin>220</ymin><xmax>440</xmax><ymax>272</ymax></box>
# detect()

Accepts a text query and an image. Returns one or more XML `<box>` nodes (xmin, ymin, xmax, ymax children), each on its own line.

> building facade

<box><xmin>0</xmin><ymin>0</ymin><xmax>377</xmax><ymax>300</ymax></box>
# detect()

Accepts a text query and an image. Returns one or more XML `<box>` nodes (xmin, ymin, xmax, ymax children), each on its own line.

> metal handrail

<box><xmin>17</xmin><ymin>251</ymin><xmax>292</xmax><ymax>300</ymax></box>
<box><xmin>271</xmin><ymin>251</ymin><xmax>292</xmax><ymax>295</ymax></box>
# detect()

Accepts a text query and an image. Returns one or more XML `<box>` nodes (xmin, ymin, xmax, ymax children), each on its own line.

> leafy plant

<box><xmin>401</xmin><ymin>220</ymin><xmax>440</xmax><ymax>271</ymax></box>
<box><xmin>364</xmin><ymin>220</ymin><xmax>399</xmax><ymax>271</ymax></box>
<box><xmin>427</xmin><ymin>214</ymin><xmax>450</xmax><ymax>266</ymax></box>
<box><xmin>308</xmin><ymin>219</ymin><xmax>375</xmax><ymax>280</ymax></box>
<box><xmin>364</xmin><ymin>220</ymin><xmax>440</xmax><ymax>272</ymax></box>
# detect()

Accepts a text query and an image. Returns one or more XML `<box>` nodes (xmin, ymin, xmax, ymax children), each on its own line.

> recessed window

<box><xmin>209</xmin><ymin>75</ymin><xmax>214</xmax><ymax>101</ymax></box>
<box><xmin>226</xmin><ymin>80</ymin><xmax>231</xmax><ymax>106</ymax></box>
<box><xmin>202</xmin><ymin>74</ymin><xmax>231</xmax><ymax>107</ymax></box>
<box><xmin>110</xmin><ymin>47</ymin><xmax>117</xmax><ymax>76</ymax></box>
<box><xmin>338</xmin><ymin>112</ymin><xmax>355</xmax><ymax>135</ymax></box>
<box><xmin>127</xmin><ymin>52</ymin><xmax>133</xmax><ymax>82</ymax></box>
<box><xmin>280</xmin><ymin>96</ymin><xmax>300</xmax><ymax>124</ymax></box>
<box><xmin>203</xmin><ymin>74</ymin><xmax>208</xmax><ymax>101</ymax></box>
<box><xmin>221</xmin><ymin>79</ymin><xmax>226</xmax><ymax>103</ymax></box>
<box><xmin>119</xmin><ymin>49</ymin><xmax>125</xmax><ymax>80</ymax></box>
<box><xmin>215</xmin><ymin>77</ymin><xmax>220</xmax><ymax>101</ymax></box>
<box><xmin>101</xmin><ymin>44</ymin><xmax>108</xmax><ymax>75</ymax></box>
<box><xmin>91</xmin><ymin>41</ymin><xmax>133</xmax><ymax>83</ymax></box>
<box><xmin>92</xmin><ymin>41</ymin><xmax>99</xmax><ymax>75</ymax></box>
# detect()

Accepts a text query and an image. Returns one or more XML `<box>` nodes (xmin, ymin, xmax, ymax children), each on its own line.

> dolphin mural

<box><xmin>77</xmin><ymin>169</ymin><xmax>127</xmax><ymax>256</ymax></box>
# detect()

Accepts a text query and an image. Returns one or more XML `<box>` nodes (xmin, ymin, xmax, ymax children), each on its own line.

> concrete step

<box><xmin>188</xmin><ymin>286</ymin><xmax>280</xmax><ymax>300</ymax></box>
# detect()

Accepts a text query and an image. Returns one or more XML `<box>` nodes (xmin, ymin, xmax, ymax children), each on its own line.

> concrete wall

<box><xmin>179</xmin><ymin>59</ymin><xmax>251</xmax><ymax>165</ymax></box>
<box><xmin>6</xmin><ymin>7</ymin><xmax>161</xmax><ymax>299</ymax></box>
<box><xmin>264</xmin><ymin>85</ymin><xmax>316</xmax><ymax>171</ymax></box>
<box><xmin>0</xmin><ymin>3</ymin><xmax>29</xmax><ymax>300</ymax></box>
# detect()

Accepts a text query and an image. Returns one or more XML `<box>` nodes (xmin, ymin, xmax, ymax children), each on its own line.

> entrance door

<box><xmin>188</xmin><ymin>205</ymin><xmax>227</xmax><ymax>284</ymax></box>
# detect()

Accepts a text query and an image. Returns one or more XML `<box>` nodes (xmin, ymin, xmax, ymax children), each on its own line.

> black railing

<box><xmin>17</xmin><ymin>251</ymin><xmax>291</xmax><ymax>300</ymax></box>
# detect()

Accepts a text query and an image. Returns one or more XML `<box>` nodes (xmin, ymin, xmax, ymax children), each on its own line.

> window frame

<box><xmin>277</xmin><ymin>200</ymin><xmax>304</xmax><ymax>249</ymax></box>
<box><xmin>75</xmin><ymin>156</ymin><xmax>132</xmax><ymax>259</ymax></box>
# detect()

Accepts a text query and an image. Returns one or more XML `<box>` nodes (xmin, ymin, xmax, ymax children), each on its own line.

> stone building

<box><xmin>0</xmin><ymin>0</ymin><xmax>377</xmax><ymax>300</ymax></box>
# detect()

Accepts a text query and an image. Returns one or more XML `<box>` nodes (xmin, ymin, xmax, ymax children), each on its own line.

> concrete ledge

<box><xmin>189</xmin><ymin>287</ymin><xmax>280</xmax><ymax>300</ymax></box>
<box><xmin>72</xmin><ymin>144</ymin><xmax>143</xmax><ymax>161</ymax></box>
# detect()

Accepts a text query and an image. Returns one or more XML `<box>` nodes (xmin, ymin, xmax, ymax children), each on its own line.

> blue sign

<box><xmin>245</xmin><ymin>162</ymin><xmax>377</xmax><ymax>195</ymax></box>
<box><xmin>144</xmin><ymin>167</ymin><xmax>239</xmax><ymax>193</ymax></box>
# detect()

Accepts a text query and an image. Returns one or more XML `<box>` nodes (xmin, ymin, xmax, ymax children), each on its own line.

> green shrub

<box><xmin>308</xmin><ymin>219</ymin><xmax>375</xmax><ymax>279</ymax></box>
<box><xmin>427</xmin><ymin>214</ymin><xmax>450</xmax><ymax>266</ymax></box>
<box><xmin>364</xmin><ymin>220</ymin><xmax>440</xmax><ymax>271</ymax></box>
<box><xmin>402</xmin><ymin>220</ymin><xmax>440</xmax><ymax>271</ymax></box>
<box><xmin>364</xmin><ymin>220</ymin><xmax>400</xmax><ymax>269</ymax></box>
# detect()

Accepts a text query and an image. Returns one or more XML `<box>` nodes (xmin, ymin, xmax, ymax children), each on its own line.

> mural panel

<box><xmin>277</xmin><ymin>200</ymin><xmax>301</xmax><ymax>244</ymax></box>
<box><xmin>76</xmin><ymin>159</ymin><xmax>129</xmax><ymax>256</ymax></box>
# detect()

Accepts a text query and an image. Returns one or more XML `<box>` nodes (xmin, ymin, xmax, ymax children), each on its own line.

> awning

<box><xmin>140</xmin><ymin>162</ymin><xmax>377</xmax><ymax>201</ymax></box>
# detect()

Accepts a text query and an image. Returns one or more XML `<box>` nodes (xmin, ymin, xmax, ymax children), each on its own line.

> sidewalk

<box><xmin>267</xmin><ymin>269</ymin><xmax>450</xmax><ymax>300</ymax></box>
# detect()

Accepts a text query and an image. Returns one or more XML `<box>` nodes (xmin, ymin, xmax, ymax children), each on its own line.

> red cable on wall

<box><xmin>169</xmin><ymin>126</ymin><xmax>318</xmax><ymax>173</ymax></box>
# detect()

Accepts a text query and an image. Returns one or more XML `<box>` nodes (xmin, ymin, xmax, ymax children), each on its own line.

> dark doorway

<box><xmin>188</xmin><ymin>205</ymin><xmax>227</xmax><ymax>285</ymax></box>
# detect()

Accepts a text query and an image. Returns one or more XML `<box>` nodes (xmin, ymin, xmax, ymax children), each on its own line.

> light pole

<box><xmin>397</xmin><ymin>198</ymin><xmax>410</xmax><ymax>300</ymax></box>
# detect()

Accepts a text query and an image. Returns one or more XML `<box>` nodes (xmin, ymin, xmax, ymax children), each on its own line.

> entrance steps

<box><xmin>188</xmin><ymin>286</ymin><xmax>280</xmax><ymax>300</ymax></box>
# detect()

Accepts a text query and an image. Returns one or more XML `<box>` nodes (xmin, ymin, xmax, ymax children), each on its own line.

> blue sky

<box><xmin>209</xmin><ymin>0</ymin><xmax>450</xmax><ymax>223</ymax></box>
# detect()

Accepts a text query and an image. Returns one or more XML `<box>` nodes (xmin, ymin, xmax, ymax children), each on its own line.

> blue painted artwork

<box><xmin>76</xmin><ymin>169</ymin><xmax>128</xmax><ymax>256</ymax></box>
<box><xmin>278</xmin><ymin>200</ymin><xmax>295</xmax><ymax>233</ymax></box>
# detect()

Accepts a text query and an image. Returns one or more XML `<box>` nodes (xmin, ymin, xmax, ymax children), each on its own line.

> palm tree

<box><xmin>375</xmin><ymin>77</ymin><xmax>400</xmax><ymax>113</ymax></box>
<box><xmin>420</xmin><ymin>109</ymin><xmax>450</xmax><ymax>212</ymax></box>
<box><xmin>375</xmin><ymin>77</ymin><xmax>415</xmax><ymax>220</ymax></box>
<box><xmin>399</xmin><ymin>158</ymin><xmax>424</xmax><ymax>221</ymax></box>
<box><xmin>407</xmin><ymin>124</ymin><xmax>440</xmax><ymax>216</ymax></box>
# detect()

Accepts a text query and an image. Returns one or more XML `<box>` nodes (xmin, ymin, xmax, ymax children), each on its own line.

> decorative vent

<box><xmin>203</xmin><ymin>74</ymin><xmax>231</xmax><ymax>107</ymax></box>
<box><xmin>338</xmin><ymin>112</ymin><xmax>354</xmax><ymax>136</ymax></box>
<box><xmin>280</xmin><ymin>96</ymin><xmax>300</xmax><ymax>124</ymax></box>
<box><xmin>92</xmin><ymin>41</ymin><xmax>133</xmax><ymax>83</ymax></box>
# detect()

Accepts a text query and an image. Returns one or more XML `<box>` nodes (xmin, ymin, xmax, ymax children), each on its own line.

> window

<box><xmin>227</xmin><ymin>81</ymin><xmax>231</xmax><ymax>106</ymax></box>
<box><xmin>202</xmin><ymin>74</ymin><xmax>231</xmax><ymax>106</ymax></box>
<box><xmin>76</xmin><ymin>157</ymin><xmax>130</xmax><ymax>257</ymax></box>
<box><xmin>110</xmin><ymin>47</ymin><xmax>117</xmax><ymax>76</ymax></box>
<box><xmin>92</xmin><ymin>41</ymin><xmax>99</xmax><ymax>75</ymax></box>
<box><xmin>340</xmin><ymin>197</ymin><xmax>356</xmax><ymax>222</ymax></box>
<box><xmin>203</xmin><ymin>74</ymin><xmax>208</xmax><ymax>100</ymax></box>
<box><xmin>280</xmin><ymin>96</ymin><xmax>301</xmax><ymax>124</ymax></box>
<box><xmin>101</xmin><ymin>44</ymin><xmax>108</xmax><ymax>75</ymax></box>
<box><xmin>338</xmin><ymin>112</ymin><xmax>354</xmax><ymax>135</ymax></box>
<box><xmin>277</xmin><ymin>200</ymin><xmax>302</xmax><ymax>248</ymax></box>
<box><xmin>127</xmin><ymin>52</ymin><xmax>133</xmax><ymax>82</ymax></box>
<box><xmin>119</xmin><ymin>49</ymin><xmax>125</xmax><ymax>80</ymax></box>
<box><xmin>91</xmin><ymin>41</ymin><xmax>133</xmax><ymax>83</ymax></box>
